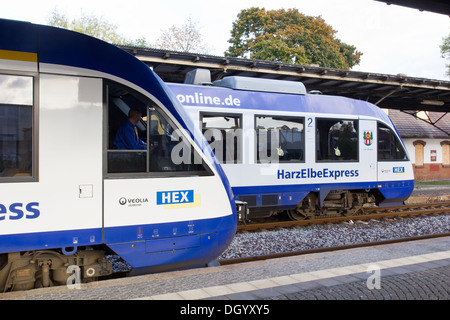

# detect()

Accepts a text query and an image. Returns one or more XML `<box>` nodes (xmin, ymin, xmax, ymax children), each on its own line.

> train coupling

<box><xmin>235</xmin><ymin>200</ymin><xmax>249</xmax><ymax>222</ymax></box>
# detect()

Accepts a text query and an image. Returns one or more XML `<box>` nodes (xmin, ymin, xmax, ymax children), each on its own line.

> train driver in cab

<box><xmin>113</xmin><ymin>108</ymin><xmax>147</xmax><ymax>150</ymax></box>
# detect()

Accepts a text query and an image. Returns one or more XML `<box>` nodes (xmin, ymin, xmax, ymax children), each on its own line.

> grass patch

<box><xmin>415</xmin><ymin>180</ymin><xmax>450</xmax><ymax>186</ymax></box>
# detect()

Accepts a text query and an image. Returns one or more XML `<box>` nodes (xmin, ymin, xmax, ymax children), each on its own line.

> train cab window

<box><xmin>106</xmin><ymin>81</ymin><xmax>209</xmax><ymax>175</ymax></box>
<box><xmin>0</xmin><ymin>74</ymin><xmax>35</xmax><ymax>180</ymax></box>
<box><xmin>256</xmin><ymin>116</ymin><xmax>305</xmax><ymax>163</ymax></box>
<box><xmin>201</xmin><ymin>113</ymin><xmax>242</xmax><ymax>164</ymax></box>
<box><xmin>378</xmin><ymin>123</ymin><xmax>408</xmax><ymax>161</ymax></box>
<box><xmin>316</xmin><ymin>119</ymin><xmax>358</xmax><ymax>161</ymax></box>
<box><xmin>147</xmin><ymin>107</ymin><xmax>206</xmax><ymax>172</ymax></box>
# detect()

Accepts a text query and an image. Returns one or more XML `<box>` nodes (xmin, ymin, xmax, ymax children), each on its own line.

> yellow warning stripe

<box><xmin>164</xmin><ymin>194</ymin><xmax>201</xmax><ymax>209</ymax></box>
<box><xmin>0</xmin><ymin>49</ymin><xmax>37</xmax><ymax>62</ymax></box>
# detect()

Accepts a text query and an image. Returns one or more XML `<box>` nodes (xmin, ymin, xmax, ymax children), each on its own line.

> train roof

<box><xmin>168</xmin><ymin>80</ymin><xmax>393</xmax><ymax>125</ymax></box>
<box><xmin>0</xmin><ymin>18</ymin><xmax>193</xmax><ymax>133</ymax></box>
<box><xmin>213</xmin><ymin>76</ymin><xmax>307</xmax><ymax>95</ymax></box>
<box><xmin>0</xmin><ymin>19</ymin><xmax>152</xmax><ymax>88</ymax></box>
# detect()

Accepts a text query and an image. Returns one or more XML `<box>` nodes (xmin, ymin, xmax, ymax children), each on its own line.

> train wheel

<box><xmin>287</xmin><ymin>209</ymin><xmax>310</xmax><ymax>221</ymax></box>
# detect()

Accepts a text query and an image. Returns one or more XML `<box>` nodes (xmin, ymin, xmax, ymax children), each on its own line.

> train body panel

<box><xmin>168</xmin><ymin>75</ymin><xmax>414</xmax><ymax>219</ymax></box>
<box><xmin>0</xmin><ymin>74</ymin><xmax>104</xmax><ymax>252</ymax></box>
<box><xmin>0</xmin><ymin>20</ymin><xmax>236</xmax><ymax>290</ymax></box>
<box><xmin>104</xmin><ymin>176</ymin><xmax>234</xmax><ymax>230</ymax></box>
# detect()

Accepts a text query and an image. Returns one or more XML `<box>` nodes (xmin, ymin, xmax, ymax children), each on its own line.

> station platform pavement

<box><xmin>1</xmin><ymin>236</ymin><xmax>448</xmax><ymax>302</ymax></box>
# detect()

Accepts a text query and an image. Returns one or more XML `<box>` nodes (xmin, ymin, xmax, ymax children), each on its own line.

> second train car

<box><xmin>168</xmin><ymin>69</ymin><xmax>414</xmax><ymax>220</ymax></box>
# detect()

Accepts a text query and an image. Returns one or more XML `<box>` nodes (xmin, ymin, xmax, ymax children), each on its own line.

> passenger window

<box><xmin>106</xmin><ymin>81</ymin><xmax>209</xmax><ymax>175</ymax></box>
<box><xmin>256</xmin><ymin>115</ymin><xmax>304</xmax><ymax>163</ymax></box>
<box><xmin>0</xmin><ymin>74</ymin><xmax>34</xmax><ymax>180</ymax></box>
<box><xmin>201</xmin><ymin>113</ymin><xmax>242</xmax><ymax>164</ymax></box>
<box><xmin>316</xmin><ymin>119</ymin><xmax>358</xmax><ymax>161</ymax></box>
<box><xmin>378</xmin><ymin>123</ymin><xmax>408</xmax><ymax>161</ymax></box>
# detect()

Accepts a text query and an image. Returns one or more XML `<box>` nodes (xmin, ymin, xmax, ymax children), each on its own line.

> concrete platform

<box><xmin>140</xmin><ymin>249</ymin><xmax>449</xmax><ymax>300</ymax></box>
<box><xmin>1</xmin><ymin>236</ymin><xmax>448</xmax><ymax>301</ymax></box>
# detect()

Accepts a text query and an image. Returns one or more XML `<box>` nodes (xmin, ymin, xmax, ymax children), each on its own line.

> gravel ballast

<box><xmin>218</xmin><ymin>214</ymin><xmax>450</xmax><ymax>260</ymax></box>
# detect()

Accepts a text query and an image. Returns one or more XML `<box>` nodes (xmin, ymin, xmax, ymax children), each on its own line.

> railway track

<box><xmin>220</xmin><ymin>232</ymin><xmax>450</xmax><ymax>266</ymax></box>
<box><xmin>237</xmin><ymin>202</ymin><xmax>450</xmax><ymax>233</ymax></box>
<box><xmin>3</xmin><ymin>203</ymin><xmax>448</xmax><ymax>295</ymax></box>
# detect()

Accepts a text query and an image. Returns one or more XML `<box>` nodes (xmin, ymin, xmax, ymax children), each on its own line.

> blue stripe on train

<box><xmin>0</xmin><ymin>214</ymin><xmax>236</xmax><ymax>273</ymax></box>
<box><xmin>233</xmin><ymin>179</ymin><xmax>414</xmax><ymax>208</ymax></box>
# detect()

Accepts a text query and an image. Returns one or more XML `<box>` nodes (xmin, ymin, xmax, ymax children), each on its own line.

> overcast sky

<box><xmin>3</xmin><ymin>0</ymin><xmax>449</xmax><ymax>80</ymax></box>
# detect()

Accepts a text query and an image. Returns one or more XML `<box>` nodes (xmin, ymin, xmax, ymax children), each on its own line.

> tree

<box><xmin>46</xmin><ymin>9</ymin><xmax>150</xmax><ymax>47</ymax></box>
<box><xmin>155</xmin><ymin>17</ymin><xmax>211</xmax><ymax>53</ymax></box>
<box><xmin>225</xmin><ymin>7</ymin><xmax>362</xmax><ymax>69</ymax></box>
<box><xmin>441</xmin><ymin>34</ymin><xmax>450</xmax><ymax>77</ymax></box>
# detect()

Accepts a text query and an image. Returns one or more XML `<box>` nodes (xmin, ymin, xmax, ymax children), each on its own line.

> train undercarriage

<box><xmin>238</xmin><ymin>189</ymin><xmax>382</xmax><ymax>222</ymax></box>
<box><xmin>286</xmin><ymin>190</ymin><xmax>379</xmax><ymax>220</ymax></box>
<box><xmin>0</xmin><ymin>247</ymin><xmax>112</xmax><ymax>292</ymax></box>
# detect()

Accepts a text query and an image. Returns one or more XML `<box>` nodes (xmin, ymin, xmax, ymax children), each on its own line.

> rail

<box><xmin>237</xmin><ymin>202</ymin><xmax>450</xmax><ymax>233</ymax></box>
<box><xmin>219</xmin><ymin>233</ymin><xmax>450</xmax><ymax>266</ymax></box>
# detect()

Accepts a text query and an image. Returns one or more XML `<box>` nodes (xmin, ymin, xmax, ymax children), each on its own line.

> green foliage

<box><xmin>441</xmin><ymin>34</ymin><xmax>450</xmax><ymax>77</ymax></box>
<box><xmin>225</xmin><ymin>7</ymin><xmax>362</xmax><ymax>69</ymax></box>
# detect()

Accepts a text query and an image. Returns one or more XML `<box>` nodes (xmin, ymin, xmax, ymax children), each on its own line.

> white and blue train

<box><xmin>0</xmin><ymin>20</ymin><xmax>236</xmax><ymax>291</ymax></box>
<box><xmin>169</xmin><ymin>69</ymin><xmax>415</xmax><ymax>220</ymax></box>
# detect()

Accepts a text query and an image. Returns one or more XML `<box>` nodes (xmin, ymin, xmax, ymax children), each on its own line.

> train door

<box><xmin>359</xmin><ymin>119</ymin><xmax>377</xmax><ymax>184</ymax></box>
<box><xmin>39</xmin><ymin>74</ymin><xmax>104</xmax><ymax>243</ymax></box>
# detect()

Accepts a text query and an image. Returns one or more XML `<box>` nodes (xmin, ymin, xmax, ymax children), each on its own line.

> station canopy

<box><xmin>375</xmin><ymin>0</ymin><xmax>450</xmax><ymax>16</ymax></box>
<box><xmin>119</xmin><ymin>46</ymin><xmax>450</xmax><ymax>133</ymax></box>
